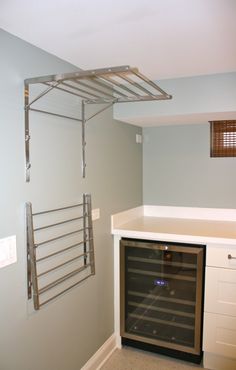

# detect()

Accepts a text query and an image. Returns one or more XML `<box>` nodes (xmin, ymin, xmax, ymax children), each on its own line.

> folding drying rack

<box><xmin>26</xmin><ymin>193</ymin><xmax>95</xmax><ymax>310</ymax></box>
<box><xmin>24</xmin><ymin>65</ymin><xmax>172</xmax><ymax>181</ymax></box>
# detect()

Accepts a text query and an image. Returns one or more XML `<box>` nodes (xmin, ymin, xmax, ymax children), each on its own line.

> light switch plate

<box><xmin>136</xmin><ymin>134</ymin><xmax>142</xmax><ymax>144</ymax></box>
<box><xmin>92</xmin><ymin>208</ymin><xmax>100</xmax><ymax>221</ymax></box>
<box><xmin>0</xmin><ymin>235</ymin><xmax>17</xmax><ymax>269</ymax></box>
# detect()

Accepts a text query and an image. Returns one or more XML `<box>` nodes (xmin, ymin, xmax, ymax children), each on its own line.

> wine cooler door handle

<box><xmin>157</xmin><ymin>245</ymin><xmax>169</xmax><ymax>251</ymax></box>
<box><xmin>120</xmin><ymin>240</ymin><xmax>203</xmax><ymax>255</ymax></box>
<box><xmin>154</xmin><ymin>244</ymin><xmax>203</xmax><ymax>255</ymax></box>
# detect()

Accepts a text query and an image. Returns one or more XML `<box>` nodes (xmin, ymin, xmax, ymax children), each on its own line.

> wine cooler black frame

<box><xmin>120</xmin><ymin>238</ymin><xmax>205</xmax><ymax>364</ymax></box>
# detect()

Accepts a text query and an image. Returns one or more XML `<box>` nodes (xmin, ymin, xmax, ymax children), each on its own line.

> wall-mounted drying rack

<box><xmin>24</xmin><ymin>65</ymin><xmax>172</xmax><ymax>181</ymax></box>
<box><xmin>26</xmin><ymin>193</ymin><xmax>95</xmax><ymax>310</ymax></box>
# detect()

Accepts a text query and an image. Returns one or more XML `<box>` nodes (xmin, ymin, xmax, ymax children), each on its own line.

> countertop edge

<box><xmin>112</xmin><ymin>228</ymin><xmax>236</xmax><ymax>246</ymax></box>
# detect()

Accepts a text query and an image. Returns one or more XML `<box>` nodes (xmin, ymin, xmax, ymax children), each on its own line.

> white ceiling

<box><xmin>1</xmin><ymin>0</ymin><xmax>236</xmax><ymax>80</ymax></box>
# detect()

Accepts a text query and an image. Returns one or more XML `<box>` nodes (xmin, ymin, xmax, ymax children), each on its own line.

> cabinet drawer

<box><xmin>205</xmin><ymin>267</ymin><xmax>236</xmax><ymax>316</ymax></box>
<box><xmin>203</xmin><ymin>312</ymin><xmax>236</xmax><ymax>359</ymax></box>
<box><xmin>206</xmin><ymin>244</ymin><xmax>236</xmax><ymax>269</ymax></box>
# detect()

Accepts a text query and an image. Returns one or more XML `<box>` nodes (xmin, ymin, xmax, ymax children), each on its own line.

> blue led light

<box><xmin>154</xmin><ymin>279</ymin><xmax>168</xmax><ymax>287</ymax></box>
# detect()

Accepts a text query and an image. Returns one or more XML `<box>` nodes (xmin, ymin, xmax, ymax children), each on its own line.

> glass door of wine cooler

<box><xmin>120</xmin><ymin>239</ymin><xmax>204</xmax><ymax>358</ymax></box>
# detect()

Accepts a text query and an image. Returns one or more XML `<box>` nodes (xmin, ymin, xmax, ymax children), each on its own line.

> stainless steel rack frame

<box><xmin>24</xmin><ymin>65</ymin><xmax>172</xmax><ymax>181</ymax></box>
<box><xmin>26</xmin><ymin>193</ymin><xmax>95</xmax><ymax>310</ymax></box>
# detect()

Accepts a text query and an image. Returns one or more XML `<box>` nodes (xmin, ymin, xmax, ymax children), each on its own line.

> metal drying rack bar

<box><xmin>24</xmin><ymin>65</ymin><xmax>172</xmax><ymax>181</ymax></box>
<box><xmin>26</xmin><ymin>193</ymin><xmax>95</xmax><ymax>310</ymax></box>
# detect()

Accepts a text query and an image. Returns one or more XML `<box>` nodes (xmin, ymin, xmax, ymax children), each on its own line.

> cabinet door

<box><xmin>205</xmin><ymin>267</ymin><xmax>236</xmax><ymax>316</ymax></box>
<box><xmin>203</xmin><ymin>312</ymin><xmax>236</xmax><ymax>359</ymax></box>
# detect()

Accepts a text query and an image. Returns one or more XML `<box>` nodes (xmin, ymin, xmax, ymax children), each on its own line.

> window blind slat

<box><xmin>210</xmin><ymin>120</ymin><xmax>236</xmax><ymax>157</ymax></box>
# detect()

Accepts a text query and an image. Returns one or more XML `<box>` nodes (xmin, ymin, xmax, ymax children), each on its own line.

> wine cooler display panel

<box><xmin>120</xmin><ymin>239</ymin><xmax>204</xmax><ymax>362</ymax></box>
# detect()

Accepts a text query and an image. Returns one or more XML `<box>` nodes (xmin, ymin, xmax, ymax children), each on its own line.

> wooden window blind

<box><xmin>210</xmin><ymin>120</ymin><xmax>236</xmax><ymax>157</ymax></box>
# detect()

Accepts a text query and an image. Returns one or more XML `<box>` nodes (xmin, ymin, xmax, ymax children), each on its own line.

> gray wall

<box><xmin>143</xmin><ymin>124</ymin><xmax>236</xmax><ymax>208</ymax></box>
<box><xmin>0</xmin><ymin>29</ymin><xmax>142</xmax><ymax>370</ymax></box>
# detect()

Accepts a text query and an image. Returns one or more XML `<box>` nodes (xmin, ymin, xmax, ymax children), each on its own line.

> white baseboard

<box><xmin>81</xmin><ymin>333</ymin><xmax>117</xmax><ymax>370</ymax></box>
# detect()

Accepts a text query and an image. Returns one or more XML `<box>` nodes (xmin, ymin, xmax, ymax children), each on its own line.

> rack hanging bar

<box><xmin>61</xmin><ymin>81</ymin><xmax>103</xmax><ymax>99</ymax></box>
<box><xmin>72</xmin><ymin>79</ymin><xmax>115</xmax><ymax>98</ymax></box>
<box><xmin>24</xmin><ymin>83</ymin><xmax>31</xmax><ymax>183</ymax></box>
<box><xmin>85</xmin><ymin>94</ymin><xmax>170</xmax><ymax>104</ymax></box>
<box><xmin>34</xmin><ymin>215</ymin><xmax>85</xmax><ymax>232</ymax></box>
<box><xmin>87</xmin><ymin>193</ymin><xmax>95</xmax><ymax>275</ymax></box>
<box><xmin>36</xmin><ymin>228</ymin><xmax>88</xmax><ymax>247</ymax></box>
<box><xmin>36</xmin><ymin>240</ymin><xmax>92</xmax><ymax>262</ymax></box>
<box><xmin>33</xmin><ymin>202</ymin><xmax>83</xmax><ymax>216</ymax></box>
<box><xmin>39</xmin><ymin>264</ymin><xmax>91</xmax><ymax>295</ymax></box>
<box><xmin>116</xmin><ymin>73</ymin><xmax>156</xmax><ymax>97</ymax></box>
<box><xmin>88</xmin><ymin>77</ymin><xmax>128</xmax><ymax>98</ymax></box>
<box><xmin>83</xmin><ymin>194</ymin><xmax>87</xmax><ymax>265</ymax></box>
<box><xmin>98</xmin><ymin>75</ymin><xmax>140</xmax><ymax>97</ymax></box>
<box><xmin>29</xmin><ymin>108</ymin><xmax>82</xmax><ymax>122</ymax></box>
<box><xmin>39</xmin><ymin>273</ymin><xmax>93</xmax><ymax>308</ymax></box>
<box><xmin>132</xmin><ymin>70</ymin><xmax>171</xmax><ymax>98</ymax></box>
<box><xmin>37</xmin><ymin>252</ymin><xmax>91</xmax><ymax>277</ymax></box>
<box><xmin>26</xmin><ymin>82</ymin><xmax>60</xmax><ymax>109</ymax></box>
<box><xmin>26</xmin><ymin>202</ymin><xmax>40</xmax><ymax>309</ymax></box>
<box><xmin>43</xmin><ymin>82</ymin><xmax>86</xmax><ymax>98</ymax></box>
<box><xmin>24</xmin><ymin>65</ymin><xmax>133</xmax><ymax>85</ymax></box>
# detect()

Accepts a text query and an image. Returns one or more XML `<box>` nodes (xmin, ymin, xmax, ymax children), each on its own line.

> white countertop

<box><xmin>111</xmin><ymin>205</ymin><xmax>236</xmax><ymax>245</ymax></box>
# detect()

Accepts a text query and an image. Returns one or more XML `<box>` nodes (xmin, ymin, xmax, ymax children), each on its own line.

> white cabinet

<box><xmin>203</xmin><ymin>244</ymin><xmax>236</xmax><ymax>370</ymax></box>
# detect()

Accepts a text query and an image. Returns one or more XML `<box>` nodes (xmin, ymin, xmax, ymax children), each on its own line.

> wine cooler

<box><xmin>120</xmin><ymin>238</ymin><xmax>205</xmax><ymax>363</ymax></box>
